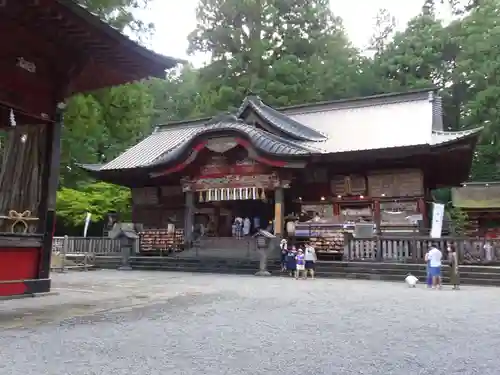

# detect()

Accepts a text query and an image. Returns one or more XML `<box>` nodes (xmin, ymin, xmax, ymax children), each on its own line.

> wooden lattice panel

<box><xmin>368</xmin><ymin>169</ymin><xmax>423</xmax><ymax>197</ymax></box>
<box><xmin>302</xmin><ymin>204</ymin><xmax>334</xmax><ymax>218</ymax></box>
<box><xmin>330</xmin><ymin>174</ymin><xmax>367</xmax><ymax>196</ymax></box>
<box><xmin>131</xmin><ymin>187</ymin><xmax>159</xmax><ymax>205</ymax></box>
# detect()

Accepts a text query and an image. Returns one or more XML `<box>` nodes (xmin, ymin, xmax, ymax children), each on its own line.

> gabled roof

<box><xmin>84</xmin><ymin>115</ymin><xmax>319</xmax><ymax>172</ymax></box>
<box><xmin>431</xmin><ymin>128</ymin><xmax>483</xmax><ymax>146</ymax></box>
<box><xmin>237</xmin><ymin>96</ymin><xmax>328</xmax><ymax>142</ymax></box>
<box><xmin>80</xmin><ymin>90</ymin><xmax>483</xmax><ymax>173</ymax></box>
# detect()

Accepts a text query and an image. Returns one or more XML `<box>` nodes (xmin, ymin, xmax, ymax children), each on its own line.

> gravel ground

<box><xmin>1</xmin><ymin>270</ymin><xmax>500</xmax><ymax>375</ymax></box>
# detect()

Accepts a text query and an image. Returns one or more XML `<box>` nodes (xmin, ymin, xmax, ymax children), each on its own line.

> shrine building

<box><xmin>82</xmin><ymin>89</ymin><xmax>482</xmax><ymax>254</ymax></box>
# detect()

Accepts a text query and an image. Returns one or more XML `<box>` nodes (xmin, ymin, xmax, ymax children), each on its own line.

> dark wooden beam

<box><xmin>0</xmin><ymin>234</ymin><xmax>43</xmax><ymax>248</ymax></box>
<box><xmin>38</xmin><ymin>107</ymin><xmax>63</xmax><ymax>280</ymax></box>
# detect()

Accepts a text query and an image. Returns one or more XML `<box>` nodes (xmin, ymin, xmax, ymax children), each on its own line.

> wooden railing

<box><xmin>52</xmin><ymin>236</ymin><xmax>122</xmax><ymax>255</ymax></box>
<box><xmin>346</xmin><ymin>236</ymin><xmax>500</xmax><ymax>264</ymax></box>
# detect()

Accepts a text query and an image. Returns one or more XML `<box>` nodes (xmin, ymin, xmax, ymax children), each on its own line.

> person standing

<box><xmin>484</xmin><ymin>240</ymin><xmax>493</xmax><ymax>262</ymax></box>
<box><xmin>425</xmin><ymin>248</ymin><xmax>433</xmax><ymax>288</ymax></box>
<box><xmin>295</xmin><ymin>248</ymin><xmax>306</xmax><ymax>280</ymax></box>
<box><xmin>286</xmin><ymin>246</ymin><xmax>297</xmax><ymax>277</ymax></box>
<box><xmin>304</xmin><ymin>242</ymin><xmax>317</xmax><ymax>279</ymax></box>
<box><xmin>448</xmin><ymin>244</ymin><xmax>460</xmax><ymax>290</ymax></box>
<box><xmin>280</xmin><ymin>239</ymin><xmax>288</xmax><ymax>272</ymax></box>
<box><xmin>243</xmin><ymin>217</ymin><xmax>251</xmax><ymax>236</ymax></box>
<box><xmin>425</xmin><ymin>243</ymin><xmax>442</xmax><ymax>289</ymax></box>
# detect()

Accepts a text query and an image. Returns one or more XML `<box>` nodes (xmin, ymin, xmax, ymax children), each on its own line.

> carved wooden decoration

<box><xmin>330</xmin><ymin>174</ymin><xmax>367</xmax><ymax>196</ymax></box>
<box><xmin>368</xmin><ymin>169</ymin><xmax>423</xmax><ymax>197</ymax></box>
<box><xmin>305</xmin><ymin>168</ymin><xmax>328</xmax><ymax>183</ymax></box>
<box><xmin>380</xmin><ymin>201</ymin><xmax>420</xmax><ymax>225</ymax></box>
<box><xmin>160</xmin><ymin>186</ymin><xmax>182</xmax><ymax>197</ymax></box>
<box><xmin>205</xmin><ymin>137</ymin><xmax>238</xmax><ymax>153</ymax></box>
<box><xmin>131</xmin><ymin>187</ymin><xmax>159</xmax><ymax>205</ymax></box>
<box><xmin>302</xmin><ymin>204</ymin><xmax>334</xmax><ymax>218</ymax></box>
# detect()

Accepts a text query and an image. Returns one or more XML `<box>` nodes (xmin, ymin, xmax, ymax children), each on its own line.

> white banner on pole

<box><xmin>83</xmin><ymin>212</ymin><xmax>92</xmax><ymax>237</ymax></box>
<box><xmin>430</xmin><ymin>203</ymin><xmax>445</xmax><ymax>238</ymax></box>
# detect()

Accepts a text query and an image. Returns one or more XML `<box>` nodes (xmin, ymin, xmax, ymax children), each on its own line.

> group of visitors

<box><xmin>280</xmin><ymin>239</ymin><xmax>317</xmax><ymax>279</ymax></box>
<box><xmin>423</xmin><ymin>242</ymin><xmax>460</xmax><ymax>290</ymax></box>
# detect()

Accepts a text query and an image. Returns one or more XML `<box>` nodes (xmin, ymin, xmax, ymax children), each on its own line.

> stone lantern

<box><xmin>109</xmin><ymin>222</ymin><xmax>139</xmax><ymax>270</ymax></box>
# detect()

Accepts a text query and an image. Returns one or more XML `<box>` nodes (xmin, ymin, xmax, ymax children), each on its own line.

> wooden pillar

<box><xmin>333</xmin><ymin>202</ymin><xmax>340</xmax><ymax>216</ymax></box>
<box><xmin>417</xmin><ymin>197</ymin><xmax>427</xmax><ymax>228</ymax></box>
<box><xmin>184</xmin><ymin>191</ymin><xmax>194</xmax><ymax>245</ymax></box>
<box><xmin>38</xmin><ymin>105</ymin><xmax>64</xmax><ymax>280</ymax></box>
<box><xmin>274</xmin><ymin>187</ymin><xmax>284</xmax><ymax>237</ymax></box>
<box><xmin>373</xmin><ymin>199</ymin><xmax>381</xmax><ymax>234</ymax></box>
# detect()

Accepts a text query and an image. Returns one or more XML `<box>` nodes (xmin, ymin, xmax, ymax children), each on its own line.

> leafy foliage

<box><xmin>58</xmin><ymin>0</ymin><xmax>155</xmax><ymax>228</ymax></box>
<box><xmin>57</xmin><ymin>182</ymin><xmax>131</xmax><ymax>227</ymax></box>
<box><xmin>60</xmin><ymin>0</ymin><xmax>500</xmax><ymax>231</ymax></box>
<box><xmin>76</xmin><ymin>0</ymin><xmax>154</xmax><ymax>37</ymax></box>
<box><xmin>62</xmin><ymin>83</ymin><xmax>154</xmax><ymax>188</ymax></box>
<box><xmin>447</xmin><ymin>206</ymin><xmax>469</xmax><ymax>235</ymax></box>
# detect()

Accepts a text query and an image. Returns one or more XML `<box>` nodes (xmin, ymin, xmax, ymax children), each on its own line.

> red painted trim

<box><xmin>333</xmin><ymin>203</ymin><xmax>340</xmax><ymax>216</ymax></box>
<box><xmin>255</xmin><ymin>156</ymin><xmax>287</xmax><ymax>167</ymax></box>
<box><xmin>193</xmin><ymin>141</ymin><xmax>207</xmax><ymax>151</ymax></box>
<box><xmin>156</xmin><ymin>140</ymin><xmax>208</xmax><ymax>176</ymax></box>
<box><xmin>0</xmin><ymin>248</ymin><xmax>39</xmax><ymax>296</ymax></box>
<box><xmin>152</xmin><ymin>137</ymin><xmax>288</xmax><ymax>178</ymax></box>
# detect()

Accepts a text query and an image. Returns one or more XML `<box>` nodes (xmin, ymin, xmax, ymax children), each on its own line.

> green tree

<box><xmin>369</xmin><ymin>8</ymin><xmax>396</xmax><ymax>55</ymax></box>
<box><xmin>76</xmin><ymin>0</ymin><xmax>154</xmax><ymax>36</ymax></box>
<box><xmin>57</xmin><ymin>182</ymin><xmax>131</xmax><ymax>227</ymax></box>
<box><xmin>372</xmin><ymin>13</ymin><xmax>447</xmax><ymax>92</ymax></box>
<box><xmin>61</xmin><ymin>83</ymin><xmax>154</xmax><ymax>187</ymax></box>
<box><xmin>147</xmin><ymin>66</ymin><xmax>206</xmax><ymax>124</ymax></box>
<box><xmin>150</xmin><ymin>0</ymin><xmax>368</xmax><ymax>117</ymax></box>
<box><xmin>61</xmin><ymin>0</ymin><xmax>158</xmax><ymax>187</ymax></box>
<box><xmin>451</xmin><ymin>0</ymin><xmax>500</xmax><ymax>180</ymax></box>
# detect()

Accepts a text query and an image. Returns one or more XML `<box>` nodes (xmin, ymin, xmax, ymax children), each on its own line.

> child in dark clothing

<box><xmin>286</xmin><ymin>247</ymin><xmax>297</xmax><ymax>277</ymax></box>
<box><xmin>280</xmin><ymin>239</ymin><xmax>288</xmax><ymax>272</ymax></box>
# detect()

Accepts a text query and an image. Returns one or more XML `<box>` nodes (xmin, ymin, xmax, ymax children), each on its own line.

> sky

<box><xmin>136</xmin><ymin>0</ymin><xmax>453</xmax><ymax>67</ymax></box>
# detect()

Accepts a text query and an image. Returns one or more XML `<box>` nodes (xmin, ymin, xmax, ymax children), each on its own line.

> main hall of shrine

<box><xmin>83</xmin><ymin>89</ymin><xmax>481</xmax><ymax>248</ymax></box>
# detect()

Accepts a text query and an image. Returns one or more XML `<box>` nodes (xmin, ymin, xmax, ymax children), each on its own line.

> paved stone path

<box><xmin>1</xmin><ymin>270</ymin><xmax>499</xmax><ymax>375</ymax></box>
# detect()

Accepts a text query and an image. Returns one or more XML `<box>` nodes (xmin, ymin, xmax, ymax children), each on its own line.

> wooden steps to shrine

<box><xmin>92</xmin><ymin>256</ymin><xmax>500</xmax><ymax>286</ymax></box>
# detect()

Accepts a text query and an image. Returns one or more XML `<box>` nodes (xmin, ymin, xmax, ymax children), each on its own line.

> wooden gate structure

<box><xmin>0</xmin><ymin>0</ymin><xmax>180</xmax><ymax>297</ymax></box>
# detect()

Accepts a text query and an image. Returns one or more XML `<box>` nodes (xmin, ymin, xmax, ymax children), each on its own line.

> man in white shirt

<box><xmin>304</xmin><ymin>243</ymin><xmax>317</xmax><ymax>279</ymax></box>
<box><xmin>425</xmin><ymin>243</ymin><xmax>442</xmax><ymax>289</ymax></box>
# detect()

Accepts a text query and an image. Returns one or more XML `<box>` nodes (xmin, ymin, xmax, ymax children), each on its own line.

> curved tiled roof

<box><xmin>431</xmin><ymin>127</ymin><xmax>483</xmax><ymax>145</ymax></box>
<box><xmin>237</xmin><ymin>96</ymin><xmax>328</xmax><ymax>142</ymax></box>
<box><xmin>80</xmin><ymin>92</ymin><xmax>483</xmax><ymax>174</ymax></box>
<box><xmin>95</xmin><ymin>115</ymin><xmax>317</xmax><ymax>171</ymax></box>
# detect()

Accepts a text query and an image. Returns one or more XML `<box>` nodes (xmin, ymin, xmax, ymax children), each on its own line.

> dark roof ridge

<box><xmin>154</xmin><ymin>88</ymin><xmax>437</xmax><ymax>130</ymax></box>
<box><xmin>237</xmin><ymin>96</ymin><xmax>328</xmax><ymax>142</ymax></box>
<box><xmin>205</xmin><ymin>113</ymin><xmax>242</xmax><ymax>125</ymax></box>
<box><xmin>281</xmin><ymin>87</ymin><xmax>437</xmax><ymax>114</ymax></box>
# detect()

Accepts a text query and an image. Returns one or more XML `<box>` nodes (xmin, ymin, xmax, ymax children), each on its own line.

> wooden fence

<box><xmin>52</xmin><ymin>236</ymin><xmax>122</xmax><ymax>255</ymax></box>
<box><xmin>346</xmin><ymin>236</ymin><xmax>500</xmax><ymax>264</ymax></box>
<box><xmin>51</xmin><ymin>236</ymin><xmax>128</xmax><ymax>271</ymax></box>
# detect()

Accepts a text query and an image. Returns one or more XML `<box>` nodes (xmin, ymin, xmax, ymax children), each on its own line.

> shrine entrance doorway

<box><xmin>195</xmin><ymin>196</ymin><xmax>275</xmax><ymax>238</ymax></box>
